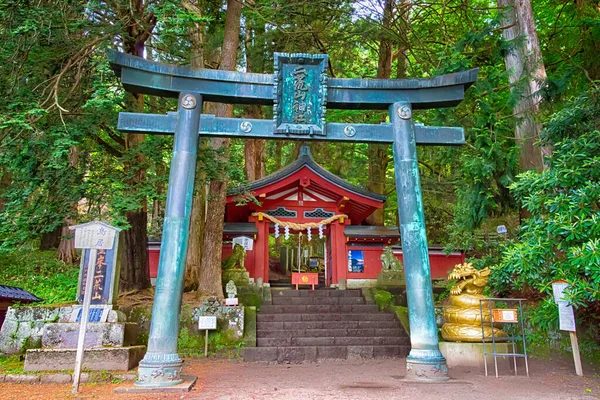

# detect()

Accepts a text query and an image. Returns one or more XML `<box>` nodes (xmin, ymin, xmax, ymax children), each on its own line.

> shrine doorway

<box><xmin>268</xmin><ymin>229</ymin><xmax>330</xmax><ymax>288</ymax></box>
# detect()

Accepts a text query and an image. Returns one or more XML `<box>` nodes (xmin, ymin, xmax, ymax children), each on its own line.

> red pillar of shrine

<box><xmin>330</xmin><ymin>219</ymin><xmax>347</xmax><ymax>286</ymax></box>
<box><xmin>253</xmin><ymin>219</ymin><xmax>270</xmax><ymax>283</ymax></box>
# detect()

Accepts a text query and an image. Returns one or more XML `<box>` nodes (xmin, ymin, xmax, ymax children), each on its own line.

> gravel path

<box><xmin>0</xmin><ymin>356</ymin><xmax>598</xmax><ymax>399</ymax></box>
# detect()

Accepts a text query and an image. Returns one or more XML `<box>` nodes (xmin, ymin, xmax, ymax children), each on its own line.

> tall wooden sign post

<box><xmin>109</xmin><ymin>51</ymin><xmax>478</xmax><ymax>386</ymax></box>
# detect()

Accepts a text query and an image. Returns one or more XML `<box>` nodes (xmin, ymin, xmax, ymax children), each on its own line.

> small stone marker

<box><xmin>69</xmin><ymin>221</ymin><xmax>121</xmax><ymax>393</ymax></box>
<box><xmin>198</xmin><ymin>316</ymin><xmax>217</xmax><ymax>357</ymax></box>
<box><xmin>552</xmin><ymin>280</ymin><xmax>582</xmax><ymax>376</ymax></box>
<box><xmin>496</xmin><ymin>225</ymin><xmax>507</xmax><ymax>234</ymax></box>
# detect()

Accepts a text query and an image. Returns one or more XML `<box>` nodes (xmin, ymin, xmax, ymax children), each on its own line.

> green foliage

<box><xmin>373</xmin><ymin>289</ymin><xmax>393</xmax><ymax>311</ymax></box>
<box><xmin>0</xmin><ymin>355</ymin><xmax>25</xmax><ymax>375</ymax></box>
<box><xmin>491</xmin><ymin>91</ymin><xmax>600</xmax><ymax>339</ymax></box>
<box><xmin>0</xmin><ymin>249</ymin><xmax>78</xmax><ymax>304</ymax></box>
<box><xmin>177</xmin><ymin>327</ymin><xmax>244</xmax><ymax>358</ymax></box>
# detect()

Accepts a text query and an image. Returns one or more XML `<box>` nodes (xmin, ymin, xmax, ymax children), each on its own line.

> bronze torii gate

<box><xmin>109</xmin><ymin>51</ymin><xmax>477</xmax><ymax>387</ymax></box>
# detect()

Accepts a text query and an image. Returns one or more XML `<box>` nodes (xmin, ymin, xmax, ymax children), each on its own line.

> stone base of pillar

<box><xmin>405</xmin><ymin>349</ymin><xmax>449</xmax><ymax>382</ymax></box>
<box><xmin>135</xmin><ymin>353</ymin><xmax>184</xmax><ymax>387</ymax></box>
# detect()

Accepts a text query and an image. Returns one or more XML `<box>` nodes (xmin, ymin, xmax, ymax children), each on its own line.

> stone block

<box><xmin>0</xmin><ymin>306</ymin><xmax>72</xmax><ymax>355</ymax></box>
<box><xmin>277</xmin><ymin>346</ymin><xmax>317</xmax><ymax>363</ymax></box>
<box><xmin>347</xmin><ymin>345</ymin><xmax>374</xmax><ymax>359</ymax></box>
<box><xmin>192</xmin><ymin>305</ymin><xmax>244</xmax><ymax>339</ymax></box>
<box><xmin>40</xmin><ymin>373</ymin><xmax>72</xmax><ymax>384</ymax></box>
<box><xmin>0</xmin><ymin>374</ymin><xmax>5</xmax><ymax>382</ymax></box>
<box><xmin>317</xmin><ymin>346</ymin><xmax>347</xmax><ymax>359</ymax></box>
<box><xmin>257</xmin><ymin>337</ymin><xmax>290</xmax><ymax>347</ymax></box>
<box><xmin>222</xmin><ymin>270</ymin><xmax>250</xmax><ymax>288</ymax></box>
<box><xmin>346</xmin><ymin>279</ymin><xmax>377</xmax><ymax>289</ymax></box>
<box><xmin>114</xmin><ymin>375</ymin><xmax>197</xmax><ymax>394</ymax></box>
<box><xmin>292</xmin><ymin>337</ymin><xmax>334</xmax><ymax>346</ymax></box>
<box><xmin>439</xmin><ymin>341</ymin><xmax>513</xmax><ymax>370</ymax></box>
<box><xmin>42</xmin><ymin>322</ymin><xmax>137</xmax><ymax>348</ymax></box>
<box><xmin>24</xmin><ymin>345</ymin><xmax>146</xmax><ymax>372</ymax></box>
<box><xmin>242</xmin><ymin>347</ymin><xmax>277</xmax><ymax>362</ymax></box>
<box><xmin>376</xmin><ymin>271</ymin><xmax>405</xmax><ymax>287</ymax></box>
<box><xmin>4</xmin><ymin>374</ymin><xmax>41</xmax><ymax>384</ymax></box>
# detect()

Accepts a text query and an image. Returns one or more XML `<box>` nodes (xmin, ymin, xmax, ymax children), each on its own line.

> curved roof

<box><xmin>229</xmin><ymin>146</ymin><xmax>386</xmax><ymax>203</ymax></box>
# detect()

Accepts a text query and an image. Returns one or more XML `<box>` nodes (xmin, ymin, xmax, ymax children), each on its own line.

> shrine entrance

<box><xmin>225</xmin><ymin>145</ymin><xmax>386</xmax><ymax>288</ymax></box>
<box><xmin>109</xmin><ymin>50</ymin><xmax>477</xmax><ymax>386</ymax></box>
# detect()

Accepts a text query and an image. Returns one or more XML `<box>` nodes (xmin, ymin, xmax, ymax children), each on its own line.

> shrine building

<box><xmin>149</xmin><ymin>146</ymin><xmax>463</xmax><ymax>287</ymax></box>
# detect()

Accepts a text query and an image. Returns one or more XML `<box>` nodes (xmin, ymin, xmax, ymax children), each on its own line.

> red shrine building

<box><xmin>149</xmin><ymin>147</ymin><xmax>463</xmax><ymax>287</ymax></box>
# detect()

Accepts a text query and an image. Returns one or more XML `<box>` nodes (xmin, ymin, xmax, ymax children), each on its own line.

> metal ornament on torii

<box><xmin>109</xmin><ymin>50</ymin><xmax>478</xmax><ymax>386</ymax></box>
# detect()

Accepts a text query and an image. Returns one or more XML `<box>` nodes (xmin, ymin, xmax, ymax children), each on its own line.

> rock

<box><xmin>4</xmin><ymin>374</ymin><xmax>40</xmax><ymax>384</ymax></box>
<box><xmin>24</xmin><ymin>346</ymin><xmax>146</xmax><ymax>372</ymax></box>
<box><xmin>0</xmin><ymin>306</ymin><xmax>73</xmax><ymax>355</ymax></box>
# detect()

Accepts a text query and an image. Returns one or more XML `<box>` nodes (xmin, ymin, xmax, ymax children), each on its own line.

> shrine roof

<box><xmin>0</xmin><ymin>285</ymin><xmax>42</xmax><ymax>303</ymax></box>
<box><xmin>229</xmin><ymin>146</ymin><xmax>386</xmax><ymax>203</ymax></box>
<box><xmin>344</xmin><ymin>226</ymin><xmax>400</xmax><ymax>238</ymax></box>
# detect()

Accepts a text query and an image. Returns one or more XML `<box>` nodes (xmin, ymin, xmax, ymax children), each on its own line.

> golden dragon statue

<box><xmin>441</xmin><ymin>263</ymin><xmax>507</xmax><ymax>342</ymax></box>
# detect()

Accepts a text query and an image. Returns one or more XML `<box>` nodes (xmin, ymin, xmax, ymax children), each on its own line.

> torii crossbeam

<box><xmin>108</xmin><ymin>50</ymin><xmax>478</xmax><ymax>387</ymax></box>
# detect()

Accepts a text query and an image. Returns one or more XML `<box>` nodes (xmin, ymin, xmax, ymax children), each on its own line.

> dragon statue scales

<box><xmin>441</xmin><ymin>263</ymin><xmax>507</xmax><ymax>342</ymax></box>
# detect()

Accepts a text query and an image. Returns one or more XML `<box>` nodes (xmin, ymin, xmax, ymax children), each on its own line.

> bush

<box><xmin>374</xmin><ymin>289</ymin><xmax>393</xmax><ymax>311</ymax></box>
<box><xmin>490</xmin><ymin>91</ymin><xmax>600</xmax><ymax>342</ymax></box>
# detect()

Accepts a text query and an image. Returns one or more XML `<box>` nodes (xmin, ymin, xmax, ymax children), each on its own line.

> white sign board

<box><xmin>71</xmin><ymin>222</ymin><xmax>117</xmax><ymax>250</ymax></box>
<box><xmin>552</xmin><ymin>281</ymin><xmax>569</xmax><ymax>303</ymax></box>
<box><xmin>198</xmin><ymin>316</ymin><xmax>217</xmax><ymax>330</ymax></box>
<box><xmin>558</xmin><ymin>303</ymin><xmax>576</xmax><ymax>332</ymax></box>
<box><xmin>225</xmin><ymin>298</ymin><xmax>238</xmax><ymax>306</ymax></box>
<box><xmin>496</xmin><ymin>225</ymin><xmax>507</xmax><ymax>234</ymax></box>
<box><xmin>232</xmin><ymin>236</ymin><xmax>253</xmax><ymax>251</ymax></box>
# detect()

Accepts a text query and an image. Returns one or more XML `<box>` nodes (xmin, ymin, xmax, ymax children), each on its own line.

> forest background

<box><xmin>0</xmin><ymin>0</ymin><xmax>598</xmax><ymax>357</ymax></box>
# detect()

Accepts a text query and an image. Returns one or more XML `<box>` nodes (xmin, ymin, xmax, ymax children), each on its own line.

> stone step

<box><xmin>257</xmin><ymin>313</ymin><xmax>396</xmax><ymax>322</ymax></box>
<box><xmin>24</xmin><ymin>346</ymin><xmax>146</xmax><ymax>372</ymax></box>
<box><xmin>271</xmin><ymin>289</ymin><xmax>362</xmax><ymax>298</ymax></box>
<box><xmin>257</xmin><ymin>328</ymin><xmax>407</xmax><ymax>339</ymax></box>
<box><xmin>242</xmin><ymin>345</ymin><xmax>411</xmax><ymax>363</ymax></box>
<box><xmin>257</xmin><ymin>320</ymin><xmax>402</xmax><ymax>331</ymax></box>
<box><xmin>271</xmin><ymin>296</ymin><xmax>365</xmax><ymax>305</ymax></box>
<box><xmin>260</xmin><ymin>304</ymin><xmax>379</xmax><ymax>314</ymax></box>
<box><xmin>257</xmin><ymin>336</ymin><xmax>410</xmax><ymax>347</ymax></box>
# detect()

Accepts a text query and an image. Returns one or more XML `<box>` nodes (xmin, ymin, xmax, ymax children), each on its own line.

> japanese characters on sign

<box><xmin>198</xmin><ymin>316</ymin><xmax>217</xmax><ymax>330</ymax></box>
<box><xmin>273</xmin><ymin>53</ymin><xmax>328</xmax><ymax>136</ymax></box>
<box><xmin>292</xmin><ymin>66</ymin><xmax>310</xmax><ymax>124</ymax></box>
<box><xmin>78</xmin><ymin>248</ymin><xmax>116</xmax><ymax>305</ymax></box>
<box><xmin>232</xmin><ymin>236</ymin><xmax>253</xmax><ymax>251</ymax></box>
<box><xmin>73</xmin><ymin>223</ymin><xmax>116</xmax><ymax>250</ymax></box>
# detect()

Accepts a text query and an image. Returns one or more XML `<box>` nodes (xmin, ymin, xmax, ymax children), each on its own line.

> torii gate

<box><xmin>109</xmin><ymin>51</ymin><xmax>477</xmax><ymax>387</ymax></box>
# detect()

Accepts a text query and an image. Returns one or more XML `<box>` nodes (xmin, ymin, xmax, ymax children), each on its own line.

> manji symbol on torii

<box><xmin>108</xmin><ymin>50</ymin><xmax>478</xmax><ymax>387</ymax></box>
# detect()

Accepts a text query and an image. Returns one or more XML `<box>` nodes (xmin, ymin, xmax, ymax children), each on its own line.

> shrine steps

<box><xmin>243</xmin><ymin>289</ymin><xmax>411</xmax><ymax>363</ymax></box>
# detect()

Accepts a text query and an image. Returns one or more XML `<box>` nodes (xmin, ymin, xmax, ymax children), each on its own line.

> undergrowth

<box><xmin>0</xmin><ymin>249</ymin><xmax>79</xmax><ymax>304</ymax></box>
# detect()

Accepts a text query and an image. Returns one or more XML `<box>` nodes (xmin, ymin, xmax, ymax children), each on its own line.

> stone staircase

<box><xmin>243</xmin><ymin>288</ymin><xmax>411</xmax><ymax>363</ymax></box>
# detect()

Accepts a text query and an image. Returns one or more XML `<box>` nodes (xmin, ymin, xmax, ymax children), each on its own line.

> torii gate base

<box><xmin>109</xmin><ymin>51</ymin><xmax>478</xmax><ymax>386</ymax></box>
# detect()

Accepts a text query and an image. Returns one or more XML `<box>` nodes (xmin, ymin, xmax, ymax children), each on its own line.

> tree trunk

<box><xmin>366</xmin><ymin>0</ymin><xmax>394</xmax><ymax>226</ymax></box>
<box><xmin>117</xmin><ymin>1</ymin><xmax>156</xmax><ymax>291</ymax></box>
<box><xmin>184</xmin><ymin>3</ymin><xmax>207</xmax><ymax>292</ymax></box>
<box><xmin>40</xmin><ymin>226</ymin><xmax>61</xmax><ymax>250</ymax></box>
<box><xmin>198</xmin><ymin>0</ymin><xmax>243</xmax><ymax>299</ymax></box>
<box><xmin>56</xmin><ymin>146</ymin><xmax>79</xmax><ymax>264</ymax></box>
<box><xmin>498</xmin><ymin>0</ymin><xmax>549</xmax><ymax>172</ymax></box>
<box><xmin>243</xmin><ymin>17</ymin><xmax>266</xmax><ymax>181</ymax></box>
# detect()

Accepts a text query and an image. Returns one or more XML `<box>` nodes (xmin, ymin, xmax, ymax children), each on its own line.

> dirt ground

<box><xmin>1</xmin><ymin>356</ymin><xmax>598</xmax><ymax>400</ymax></box>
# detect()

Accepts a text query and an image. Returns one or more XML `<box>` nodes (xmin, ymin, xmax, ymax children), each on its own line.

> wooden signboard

<box><xmin>291</xmin><ymin>272</ymin><xmax>318</xmax><ymax>290</ymax></box>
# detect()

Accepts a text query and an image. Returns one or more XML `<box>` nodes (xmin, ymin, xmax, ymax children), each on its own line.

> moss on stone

<box><xmin>391</xmin><ymin>305</ymin><xmax>410</xmax><ymax>334</ymax></box>
<box><xmin>243</xmin><ymin>306</ymin><xmax>257</xmax><ymax>347</ymax></box>
<box><xmin>373</xmin><ymin>289</ymin><xmax>393</xmax><ymax>311</ymax></box>
<box><xmin>238</xmin><ymin>292</ymin><xmax>262</xmax><ymax>308</ymax></box>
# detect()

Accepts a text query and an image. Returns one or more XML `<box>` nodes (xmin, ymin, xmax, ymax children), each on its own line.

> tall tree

<box><xmin>365</xmin><ymin>0</ymin><xmax>394</xmax><ymax>226</ymax></box>
<box><xmin>498</xmin><ymin>0</ymin><xmax>548</xmax><ymax>172</ymax></box>
<box><xmin>118</xmin><ymin>0</ymin><xmax>157</xmax><ymax>291</ymax></box>
<box><xmin>198</xmin><ymin>0</ymin><xmax>243</xmax><ymax>298</ymax></box>
<box><xmin>243</xmin><ymin>6</ymin><xmax>266</xmax><ymax>181</ymax></box>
